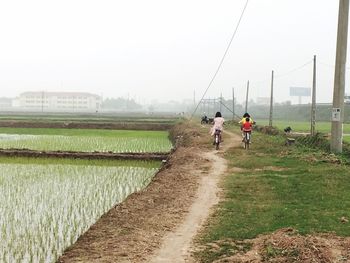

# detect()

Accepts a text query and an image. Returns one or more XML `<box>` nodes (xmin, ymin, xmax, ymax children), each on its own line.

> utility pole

<box><xmin>207</xmin><ymin>97</ymin><xmax>210</xmax><ymax>116</ymax></box>
<box><xmin>331</xmin><ymin>0</ymin><xmax>349</xmax><ymax>153</ymax></box>
<box><xmin>245</xmin><ymin>80</ymin><xmax>249</xmax><ymax>113</ymax></box>
<box><xmin>311</xmin><ymin>55</ymin><xmax>317</xmax><ymax>136</ymax></box>
<box><xmin>269</xmin><ymin>71</ymin><xmax>274</xmax><ymax>127</ymax></box>
<box><xmin>41</xmin><ymin>91</ymin><xmax>44</xmax><ymax>113</ymax></box>
<box><xmin>193</xmin><ymin>90</ymin><xmax>196</xmax><ymax>105</ymax></box>
<box><xmin>232</xmin><ymin>87</ymin><xmax>235</xmax><ymax>120</ymax></box>
<box><xmin>220</xmin><ymin>93</ymin><xmax>222</xmax><ymax>112</ymax></box>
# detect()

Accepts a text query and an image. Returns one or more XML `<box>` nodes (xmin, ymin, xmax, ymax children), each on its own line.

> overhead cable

<box><xmin>191</xmin><ymin>0</ymin><xmax>249</xmax><ymax>119</ymax></box>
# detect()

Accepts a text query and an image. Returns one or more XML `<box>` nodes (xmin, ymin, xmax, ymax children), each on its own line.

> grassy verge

<box><xmin>256</xmin><ymin>119</ymin><xmax>350</xmax><ymax>134</ymax></box>
<box><xmin>195</xmin><ymin>127</ymin><xmax>350</xmax><ymax>262</ymax></box>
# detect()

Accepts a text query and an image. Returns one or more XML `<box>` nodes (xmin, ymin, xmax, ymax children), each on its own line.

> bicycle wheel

<box><xmin>215</xmin><ymin>134</ymin><xmax>220</xmax><ymax>150</ymax></box>
<box><xmin>244</xmin><ymin>133</ymin><xmax>250</xmax><ymax>150</ymax></box>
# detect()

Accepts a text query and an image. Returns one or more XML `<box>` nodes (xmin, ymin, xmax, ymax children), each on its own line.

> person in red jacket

<box><xmin>242</xmin><ymin>117</ymin><xmax>253</xmax><ymax>143</ymax></box>
<box><xmin>242</xmin><ymin>117</ymin><xmax>252</xmax><ymax>132</ymax></box>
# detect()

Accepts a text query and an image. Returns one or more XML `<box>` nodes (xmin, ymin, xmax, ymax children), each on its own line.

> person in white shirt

<box><xmin>210</xmin><ymin>112</ymin><xmax>224</xmax><ymax>142</ymax></box>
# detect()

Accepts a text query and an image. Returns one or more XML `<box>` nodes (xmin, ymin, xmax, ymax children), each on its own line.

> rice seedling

<box><xmin>0</xmin><ymin>162</ymin><xmax>158</xmax><ymax>262</ymax></box>
<box><xmin>0</xmin><ymin>134</ymin><xmax>173</xmax><ymax>153</ymax></box>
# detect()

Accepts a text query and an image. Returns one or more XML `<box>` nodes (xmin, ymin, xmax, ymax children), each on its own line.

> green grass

<box><xmin>344</xmin><ymin>136</ymin><xmax>350</xmax><ymax>143</ymax></box>
<box><xmin>0</xmin><ymin>128</ymin><xmax>173</xmax><ymax>153</ymax></box>
<box><xmin>256</xmin><ymin>119</ymin><xmax>350</xmax><ymax>134</ymax></box>
<box><xmin>0</xmin><ymin>127</ymin><xmax>168</xmax><ymax>138</ymax></box>
<box><xmin>195</xmin><ymin>128</ymin><xmax>350</xmax><ymax>262</ymax></box>
<box><xmin>0</xmin><ymin>113</ymin><xmax>179</xmax><ymax>123</ymax></box>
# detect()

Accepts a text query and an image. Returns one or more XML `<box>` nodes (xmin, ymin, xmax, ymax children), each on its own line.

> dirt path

<box><xmin>149</xmin><ymin>131</ymin><xmax>241</xmax><ymax>262</ymax></box>
<box><xmin>58</xmin><ymin>124</ymin><xmax>242</xmax><ymax>263</ymax></box>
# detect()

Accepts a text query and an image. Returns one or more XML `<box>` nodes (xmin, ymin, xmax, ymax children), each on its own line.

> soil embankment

<box><xmin>58</xmin><ymin>121</ymin><xmax>215</xmax><ymax>262</ymax></box>
<box><xmin>0</xmin><ymin>149</ymin><xmax>168</xmax><ymax>161</ymax></box>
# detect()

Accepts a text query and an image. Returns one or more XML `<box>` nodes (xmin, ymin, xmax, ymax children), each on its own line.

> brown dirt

<box><xmin>149</xmin><ymin>130</ymin><xmax>241</xmax><ymax>262</ymax></box>
<box><xmin>0</xmin><ymin>149</ymin><xmax>169</xmax><ymax>161</ymax></box>
<box><xmin>207</xmin><ymin>228</ymin><xmax>350</xmax><ymax>263</ymax></box>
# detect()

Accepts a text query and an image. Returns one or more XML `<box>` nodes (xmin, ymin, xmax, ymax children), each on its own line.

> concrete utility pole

<box><xmin>207</xmin><ymin>98</ymin><xmax>210</xmax><ymax>116</ymax></box>
<box><xmin>220</xmin><ymin>93</ymin><xmax>222</xmax><ymax>113</ymax></box>
<box><xmin>193</xmin><ymin>90</ymin><xmax>196</xmax><ymax>105</ymax></box>
<box><xmin>331</xmin><ymin>0</ymin><xmax>349</xmax><ymax>153</ymax></box>
<box><xmin>269</xmin><ymin>70</ymin><xmax>274</xmax><ymax>127</ymax></box>
<box><xmin>232</xmin><ymin>87</ymin><xmax>235</xmax><ymax>120</ymax></box>
<box><xmin>245</xmin><ymin>80</ymin><xmax>249</xmax><ymax>113</ymax></box>
<box><xmin>311</xmin><ymin>55</ymin><xmax>317</xmax><ymax>136</ymax></box>
<box><xmin>41</xmin><ymin>91</ymin><xmax>44</xmax><ymax>113</ymax></box>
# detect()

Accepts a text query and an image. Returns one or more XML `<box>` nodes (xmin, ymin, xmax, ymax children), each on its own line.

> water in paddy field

<box><xmin>0</xmin><ymin>162</ymin><xmax>159</xmax><ymax>263</ymax></box>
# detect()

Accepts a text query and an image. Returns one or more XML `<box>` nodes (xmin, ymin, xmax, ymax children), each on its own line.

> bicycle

<box><xmin>243</xmin><ymin>131</ymin><xmax>251</xmax><ymax>150</ymax></box>
<box><xmin>214</xmin><ymin>129</ymin><xmax>221</xmax><ymax>150</ymax></box>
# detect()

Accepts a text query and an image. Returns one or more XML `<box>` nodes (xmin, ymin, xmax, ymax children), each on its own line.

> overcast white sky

<box><xmin>0</xmin><ymin>0</ymin><xmax>347</xmax><ymax>104</ymax></box>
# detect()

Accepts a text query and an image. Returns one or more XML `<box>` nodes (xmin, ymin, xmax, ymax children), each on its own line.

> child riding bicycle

<box><xmin>210</xmin><ymin>112</ymin><xmax>224</xmax><ymax>144</ymax></box>
<box><xmin>239</xmin><ymin>113</ymin><xmax>254</xmax><ymax>141</ymax></box>
<box><xmin>242</xmin><ymin>117</ymin><xmax>253</xmax><ymax>143</ymax></box>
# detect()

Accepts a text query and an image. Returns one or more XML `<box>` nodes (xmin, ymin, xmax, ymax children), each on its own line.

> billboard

<box><xmin>290</xmin><ymin>87</ymin><xmax>311</xmax><ymax>97</ymax></box>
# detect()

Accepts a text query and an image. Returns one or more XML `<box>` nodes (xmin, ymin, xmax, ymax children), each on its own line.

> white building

<box><xmin>19</xmin><ymin>92</ymin><xmax>101</xmax><ymax>112</ymax></box>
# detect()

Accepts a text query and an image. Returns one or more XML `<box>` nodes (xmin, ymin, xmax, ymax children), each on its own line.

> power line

<box><xmin>219</xmin><ymin>100</ymin><xmax>241</xmax><ymax>119</ymax></box>
<box><xmin>248</xmin><ymin>59</ymin><xmax>314</xmax><ymax>86</ymax></box>
<box><xmin>191</xmin><ymin>0</ymin><xmax>249</xmax><ymax>118</ymax></box>
<box><xmin>274</xmin><ymin>59</ymin><xmax>313</xmax><ymax>79</ymax></box>
<box><xmin>318</xmin><ymin>60</ymin><xmax>350</xmax><ymax>70</ymax></box>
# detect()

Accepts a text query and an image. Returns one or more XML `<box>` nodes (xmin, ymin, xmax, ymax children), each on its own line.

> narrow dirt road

<box><xmin>149</xmin><ymin>131</ymin><xmax>241</xmax><ymax>262</ymax></box>
<box><xmin>58</xmin><ymin>124</ymin><xmax>242</xmax><ymax>263</ymax></box>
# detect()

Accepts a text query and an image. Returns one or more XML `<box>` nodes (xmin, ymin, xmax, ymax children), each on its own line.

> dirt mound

<box><xmin>200</xmin><ymin>228</ymin><xmax>350</xmax><ymax>262</ymax></box>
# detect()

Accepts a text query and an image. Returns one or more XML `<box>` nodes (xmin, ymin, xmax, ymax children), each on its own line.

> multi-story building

<box><xmin>19</xmin><ymin>92</ymin><xmax>101</xmax><ymax>112</ymax></box>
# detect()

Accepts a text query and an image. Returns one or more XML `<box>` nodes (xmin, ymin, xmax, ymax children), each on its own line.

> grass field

<box><xmin>0</xmin><ymin>128</ymin><xmax>173</xmax><ymax>153</ymax></box>
<box><xmin>0</xmin><ymin>127</ymin><xmax>168</xmax><ymax>137</ymax></box>
<box><xmin>256</xmin><ymin>119</ymin><xmax>350</xmax><ymax>134</ymax></box>
<box><xmin>195</xmin><ymin>128</ymin><xmax>350</xmax><ymax>262</ymax></box>
<box><xmin>0</xmin><ymin>113</ymin><xmax>179</xmax><ymax>124</ymax></box>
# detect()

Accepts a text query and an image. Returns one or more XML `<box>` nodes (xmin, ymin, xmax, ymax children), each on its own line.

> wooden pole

<box><xmin>269</xmin><ymin>71</ymin><xmax>274</xmax><ymax>127</ymax></box>
<box><xmin>220</xmin><ymin>93</ymin><xmax>222</xmax><ymax>113</ymax></box>
<box><xmin>311</xmin><ymin>55</ymin><xmax>317</xmax><ymax>136</ymax></box>
<box><xmin>331</xmin><ymin>0</ymin><xmax>349</xmax><ymax>153</ymax></box>
<box><xmin>232</xmin><ymin>87</ymin><xmax>235</xmax><ymax>120</ymax></box>
<box><xmin>245</xmin><ymin>80</ymin><xmax>249</xmax><ymax>113</ymax></box>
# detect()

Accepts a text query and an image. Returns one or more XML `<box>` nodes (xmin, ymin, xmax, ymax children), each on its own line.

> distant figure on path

<box><xmin>210</xmin><ymin>112</ymin><xmax>225</xmax><ymax>142</ymax></box>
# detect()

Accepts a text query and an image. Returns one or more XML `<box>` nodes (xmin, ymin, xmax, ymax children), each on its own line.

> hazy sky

<box><xmin>0</xmin><ymin>0</ymin><xmax>346</xmax><ymax>104</ymax></box>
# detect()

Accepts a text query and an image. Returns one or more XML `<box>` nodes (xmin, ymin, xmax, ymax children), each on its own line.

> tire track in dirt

<box><xmin>149</xmin><ymin>131</ymin><xmax>241</xmax><ymax>262</ymax></box>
